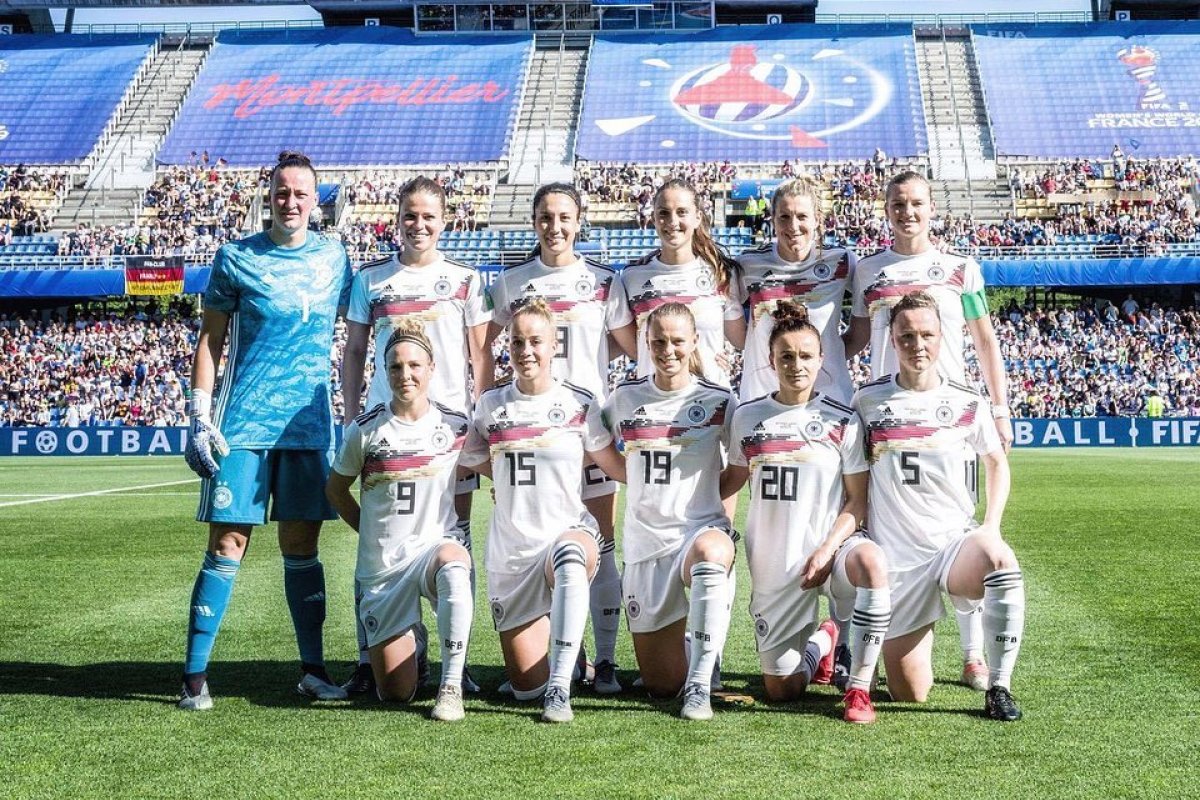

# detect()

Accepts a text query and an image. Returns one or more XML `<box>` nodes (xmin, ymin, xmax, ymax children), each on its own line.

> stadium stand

<box><xmin>156</xmin><ymin>27</ymin><xmax>532</xmax><ymax>167</ymax></box>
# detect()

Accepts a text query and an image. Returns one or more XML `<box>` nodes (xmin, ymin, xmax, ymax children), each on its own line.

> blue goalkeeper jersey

<box><xmin>204</xmin><ymin>230</ymin><xmax>353</xmax><ymax>449</ymax></box>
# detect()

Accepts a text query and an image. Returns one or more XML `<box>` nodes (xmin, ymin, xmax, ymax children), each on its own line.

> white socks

<box><xmin>982</xmin><ymin>569</ymin><xmax>1025</xmax><ymax>690</ymax></box>
<box><xmin>848</xmin><ymin>586</ymin><xmax>891</xmax><ymax>691</ymax></box>
<box><xmin>434</xmin><ymin>562</ymin><xmax>473</xmax><ymax>688</ymax></box>
<box><xmin>957</xmin><ymin>605</ymin><xmax>985</xmax><ymax>663</ymax></box>
<box><xmin>548</xmin><ymin>541</ymin><xmax>590</xmax><ymax>692</ymax></box>
<box><xmin>685</xmin><ymin>562</ymin><xmax>731</xmax><ymax>687</ymax></box>
<box><xmin>590</xmin><ymin>541</ymin><xmax>621</xmax><ymax>665</ymax></box>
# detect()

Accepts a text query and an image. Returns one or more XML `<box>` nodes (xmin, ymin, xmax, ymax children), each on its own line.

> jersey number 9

<box><xmin>393</xmin><ymin>481</ymin><xmax>416</xmax><ymax>514</ymax></box>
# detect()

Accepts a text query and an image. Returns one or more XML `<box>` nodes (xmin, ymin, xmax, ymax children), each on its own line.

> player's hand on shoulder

<box><xmin>185</xmin><ymin>415</ymin><xmax>229</xmax><ymax>479</ymax></box>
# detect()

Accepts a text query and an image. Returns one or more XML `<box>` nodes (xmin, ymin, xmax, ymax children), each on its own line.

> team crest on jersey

<box><xmin>813</xmin><ymin>262</ymin><xmax>832</xmax><ymax>280</ymax></box>
<box><xmin>548</xmin><ymin>406</ymin><xmax>568</xmax><ymax>425</ymax></box>
<box><xmin>575</xmin><ymin>278</ymin><xmax>594</xmax><ymax>299</ymax></box>
<box><xmin>927</xmin><ymin>265</ymin><xmax>946</xmax><ymax>282</ymax></box>
<box><xmin>490</xmin><ymin>601</ymin><xmax>505</xmax><ymax>622</ymax></box>
<box><xmin>935</xmin><ymin>404</ymin><xmax>955</xmax><ymax>424</ymax></box>
<box><xmin>434</xmin><ymin>278</ymin><xmax>453</xmax><ymax>298</ymax></box>
<box><xmin>804</xmin><ymin>419</ymin><xmax>825</xmax><ymax>439</ymax></box>
<box><xmin>754</xmin><ymin>617</ymin><xmax>770</xmax><ymax>639</ymax></box>
<box><xmin>213</xmin><ymin>486</ymin><xmax>233</xmax><ymax>510</ymax></box>
<box><xmin>687</xmin><ymin>402</ymin><xmax>708</xmax><ymax>423</ymax></box>
<box><xmin>364</xmin><ymin>615</ymin><xmax>378</xmax><ymax>633</ymax></box>
<box><xmin>430</xmin><ymin>426</ymin><xmax>452</xmax><ymax>451</ymax></box>
<box><xmin>627</xmin><ymin>599</ymin><xmax>642</xmax><ymax>620</ymax></box>
<box><xmin>695</xmin><ymin>271</ymin><xmax>715</xmax><ymax>292</ymax></box>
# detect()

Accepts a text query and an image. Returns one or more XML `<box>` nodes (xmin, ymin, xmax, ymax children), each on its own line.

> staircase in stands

<box><xmin>492</xmin><ymin>34</ymin><xmax>591</xmax><ymax>227</ymax></box>
<box><xmin>52</xmin><ymin>37</ymin><xmax>211</xmax><ymax>232</ymax></box>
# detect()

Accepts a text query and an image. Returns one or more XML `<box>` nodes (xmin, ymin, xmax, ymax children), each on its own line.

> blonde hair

<box><xmin>646</xmin><ymin>302</ymin><xmax>704</xmax><ymax>377</ymax></box>
<box><xmin>772</xmin><ymin>177</ymin><xmax>824</xmax><ymax>258</ymax></box>
<box><xmin>510</xmin><ymin>296</ymin><xmax>556</xmax><ymax>330</ymax></box>
<box><xmin>383</xmin><ymin>318</ymin><xmax>434</xmax><ymax>361</ymax></box>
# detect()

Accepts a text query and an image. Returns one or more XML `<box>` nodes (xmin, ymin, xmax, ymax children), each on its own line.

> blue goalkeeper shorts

<box><xmin>196</xmin><ymin>448</ymin><xmax>337</xmax><ymax>526</ymax></box>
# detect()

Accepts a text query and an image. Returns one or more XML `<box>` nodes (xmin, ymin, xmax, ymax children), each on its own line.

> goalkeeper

<box><xmin>178</xmin><ymin>151</ymin><xmax>353</xmax><ymax>711</ymax></box>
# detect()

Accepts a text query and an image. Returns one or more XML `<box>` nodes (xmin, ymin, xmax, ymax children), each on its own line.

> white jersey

<box><xmin>459</xmin><ymin>379</ymin><xmax>612</xmax><ymax>576</ymax></box>
<box><xmin>735</xmin><ymin>243</ymin><xmax>855</xmax><ymax>403</ymax></box>
<box><xmin>850</xmin><ymin>248</ymin><xmax>987</xmax><ymax>382</ymax></box>
<box><xmin>487</xmin><ymin>254</ymin><xmax>632</xmax><ymax>399</ymax></box>
<box><xmin>603</xmin><ymin>375</ymin><xmax>734</xmax><ymax>565</ymax></box>
<box><xmin>729</xmin><ymin>393</ymin><xmax>867</xmax><ymax>593</ymax></box>
<box><xmin>853</xmin><ymin>375</ymin><xmax>1001</xmax><ymax>570</ymax></box>
<box><xmin>622</xmin><ymin>253</ymin><xmax>743</xmax><ymax>387</ymax></box>
<box><xmin>347</xmin><ymin>253</ymin><xmax>490</xmax><ymax>414</ymax></box>
<box><xmin>333</xmin><ymin>401</ymin><xmax>468</xmax><ymax>584</ymax></box>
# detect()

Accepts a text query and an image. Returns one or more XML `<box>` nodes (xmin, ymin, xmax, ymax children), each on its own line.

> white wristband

<box><xmin>188</xmin><ymin>388</ymin><xmax>213</xmax><ymax>419</ymax></box>
<box><xmin>991</xmin><ymin>404</ymin><xmax>1011</xmax><ymax>419</ymax></box>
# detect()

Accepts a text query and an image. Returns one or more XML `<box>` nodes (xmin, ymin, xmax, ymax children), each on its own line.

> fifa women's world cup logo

<box><xmin>1117</xmin><ymin>45</ymin><xmax>1167</xmax><ymax>110</ymax></box>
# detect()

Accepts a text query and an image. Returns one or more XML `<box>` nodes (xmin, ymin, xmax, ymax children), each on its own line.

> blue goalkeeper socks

<box><xmin>184</xmin><ymin>552</ymin><xmax>240</xmax><ymax>676</ymax></box>
<box><xmin>283</xmin><ymin>553</ymin><xmax>327</xmax><ymax>668</ymax></box>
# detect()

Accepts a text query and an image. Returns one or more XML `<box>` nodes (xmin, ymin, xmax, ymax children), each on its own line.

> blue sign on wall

<box><xmin>1011</xmin><ymin>417</ymin><xmax>1200</xmax><ymax>448</ymax></box>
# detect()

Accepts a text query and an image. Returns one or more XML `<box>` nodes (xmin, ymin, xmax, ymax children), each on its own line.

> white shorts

<box><xmin>488</xmin><ymin>525</ymin><xmax>602</xmax><ymax>633</ymax></box>
<box><xmin>455</xmin><ymin>473</ymin><xmax>480</xmax><ymax>496</ymax></box>
<box><xmin>582</xmin><ymin>463</ymin><xmax>618</xmax><ymax>501</ymax></box>
<box><xmin>623</xmin><ymin>522</ymin><xmax>735</xmax><ymax>634</ymax></box>
<box><xmin>751</xmin><ymin>535</ymin><xmax>869</xmax><ymax>668</ymax></box>
<box><xmin>358</xmin><ymin>542</ymin><xmax>442</xmax><ymax>648</ymax></box>
<box><xmin>886</xmin><ymin>529</ymin><xmax>981</xmax><ymax>640</ymax></box>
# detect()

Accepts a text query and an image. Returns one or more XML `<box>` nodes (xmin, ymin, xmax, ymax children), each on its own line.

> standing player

<box><xmin>460</xmin><ymin>300</ymin><xmax>627</xmax><ymax>723</ymax></box>
<box><xmin>846</xmin><ymin>170</ymin><xmax>1012</xmax><ymax>690</ymax></box>
<box><xmin>603</xmin><ymin>303</ymin><xmax>736</xmax><ymax>721</ymax></box>
<box><xmin>179</xmin><ymin>151</ymin><xmax>353</xmax><ymax>710</ymax></box>
<box><xmin>341</xmin><ymin>176</ymin><xmax>491</xmax><ymax>694</ymax></box>
<box><xmin>326</xmin><ymin>323</ymin><xmax>474</xmax><ymax>721</ymax></box>
<box><xmin>736</xmin><ymin>177</ymin><xmax>856</xmax><ymax>404</ymax></box>
<box><xmin>623</xmin><ymin>179</ymin><xmax>746</xmax><ymax>388</ymax></box>
<box><xmin>722</xmin><ymin>302</ymin><xmax>891</xmax><ymax>723</ymax></box>
<box><xmin>855</xmin><ymin>292</ymin><xmax>1025</xmax><ymax>721</ymax></box>
<box><xmin>484</xmin><ymin>183</ymin><xmax>637</xmax><ymax>693</ymax></box>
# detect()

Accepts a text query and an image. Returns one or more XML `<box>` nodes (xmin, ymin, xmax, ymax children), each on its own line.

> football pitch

<box><xmin>1</xmin><ymin>450</ymin><xmax>1197</xmax><ymax>799</ymax></box>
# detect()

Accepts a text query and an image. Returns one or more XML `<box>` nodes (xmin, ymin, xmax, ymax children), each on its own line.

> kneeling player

<box><xmin>458</xmin><ymin>299</ymin><xmax>626</xmax><ymax>723</ymax></box>
<box><xmin>603</xmin><ymin>303</ymin><xmax>737</xmax><ymax>721</ymax></box>
<box><xmin>722</xmin><ymin>301</ymin><xmax>890</xmax><ymax>723</ymax></box>
<box><xmin>854</xmin><ymin>292</ymin><xmax>1025</xmax><ymax>721</ymax></box>
<box><xmin>326</xmin><ymin>323</ymin><xmax>474</xmax><ymax>722</ymax></box>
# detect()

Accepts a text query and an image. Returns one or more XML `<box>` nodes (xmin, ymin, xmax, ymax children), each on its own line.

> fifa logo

<box><xmin>1117</xmin><ymin>46</ymin><xmax>1168</xmax><ymax>110</ymax></box>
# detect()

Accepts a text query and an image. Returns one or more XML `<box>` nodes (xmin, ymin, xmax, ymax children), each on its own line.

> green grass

<box><xmin>1</xmin><ymin>451</ymin><xmax>1198</xmax><ymax>798</ymax></box>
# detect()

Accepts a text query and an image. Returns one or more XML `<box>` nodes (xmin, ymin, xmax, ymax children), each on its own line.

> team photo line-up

<box><xmin>179</xmin><ymin>149</ymin><xmax>1025</xmax><ymax>726</ymax></box>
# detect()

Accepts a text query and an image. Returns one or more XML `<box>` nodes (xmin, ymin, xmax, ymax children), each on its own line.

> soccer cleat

<box><xmin>430</xmin><ymin>684</ymin><xmax>465</xmax><ymax>722</ymax></box>
<box><xmin>842</xmin><ymin>688</ymin><xmax>876</xmax><ymax>724</ymax></box>
<box><xmin>812</xmin><ymin>619</ymin><xmax>839</xmax><ymax>685</ymax></box>
<box><xmin>985</xmin><ymin>686</ymin><xmax>1023</xmax><ymax>722</ymax></box>
<box><xmin>680</xmin><ymin>682</ymin><xmax>713</xmax><ymax>721</ymax></box>
<box><xmin>961</xmin><ymin>658</ymin><xmax>989</xmax><ymax>692</ymax></box>
<box><xmin>177</xmin><ymin>681</ymin><xmax>213</xmax><ymax>711</ymax></box>
<box><xmin>593</xmin><ymin>660</ymin><xmax>622</xmax><ymax>695</ymax></box>
<box><xmin>461</xmin><ymin>667</ymin><xmax>481</xmax><ymax>694</ymax></box>
<box><xmin>297</xmin><ymin>672</ymin><xmax>350</xmax><ymax>701</ymax></box>
<box><xmin>497</xmin><ymin>679</ymin><xmax>514</xmax><ymax>695</ymax></box>
<box><xmin>340</xmin><ymin>663</ymin><xmax>376</xmax><ymax>696</ymax></box>
<box><xmin>541</xmin><ymin>685</ymin><xmax>574</xmax><ymax>723</ymax></box>
<box><xmin>832</xmin><ymin>643</ymin><xmax>852</xmax><ymax>692</ymax></box>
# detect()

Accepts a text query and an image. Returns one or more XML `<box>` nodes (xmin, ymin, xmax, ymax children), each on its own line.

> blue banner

<box><xmin>2</xmin><ymin>426</ymin><xmax>190</xmax><ymax>456</ymax></box>
<box><xmin>158</xmin><ymin>28</ymin><xmax>531</xmax><ymax>166</ymax></box>
<box><xmin>972</xmin><ymin>21</ymin><xmax>1200</xmax><ymax>159</ymax></box>
<box><xmin>577</xmin><ymin>23</ymin><xmax>926</xmax><ymax>162</ymax></box>
<box><xmin>0</xmin><ymin>34</ymin><xmax>157</xmax><ymax>163</ymax></box>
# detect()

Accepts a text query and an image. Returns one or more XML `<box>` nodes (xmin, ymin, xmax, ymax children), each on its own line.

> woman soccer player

<box><xmin>460</xmin><ymin>299</ymin><xmax>626</xmax><ymax>723</ymax></box>
<box><xmin>622</xmin><ymin>179</ymin><xmax>746</xmax><ymax>388</ymax></box>
<box><xmin>341</xmin><ymin>176</ymin><xmax>491</xmax><ymax>694</ymax></box>
<box><xmin>853</xmin><ymin>291</ymin><xmax>1025</xmax><ymax>721</ymax></box>
<box><xmin>735</xmin><ymin>177</ymin><xmax>856</xmax><ymax>404</ymax></box>
<box><xmin>326</xmin><ymin>323</ymin><xmax>474</xmax><ymax>721</ymax></box>
<box><xmin>485</xmin><ymin>183</ymin><xmax>638</xmax><ymax>692</ymax></box>
<box><xmin>179</xmin><ymin>151</ymin><xmax>353</xmax><ymax>710</ymax></box>
<box><xmin>602</xmin><ymin>303</ymin><xmax>736</xmax><ymax>721</ymax></box>
<box><xmin>722</xmin><ymin>301</ymin><xmax>891</xmax><ymax>723</ymax></box>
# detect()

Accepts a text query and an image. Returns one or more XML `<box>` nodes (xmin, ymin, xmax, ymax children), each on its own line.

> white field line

<box><xmin>0</xmin><ymin>479</ymin><xmax>199</xmax><ymax>509</ymax></box>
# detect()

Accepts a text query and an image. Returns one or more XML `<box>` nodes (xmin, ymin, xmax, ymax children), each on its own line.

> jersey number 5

<box><xmin>900</xmin><ymin>451</ymin><xmax>921</xmax><ymax>486</ymax></box>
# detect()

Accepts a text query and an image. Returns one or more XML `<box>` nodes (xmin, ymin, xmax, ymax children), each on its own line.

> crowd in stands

<box><xmin>0</xmin><ymin>166</ymin><xmax>66</xmax><ymax>237</ymax></box>
<box><xmin>4</xmin><ymin>294</ymin><xmax>1196</xmax><ymax>428</ymax></box>
<box><xmin>576</xmin><ymin>161</ymin><xmax>728</xmax><ymax>227</ymax></box>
